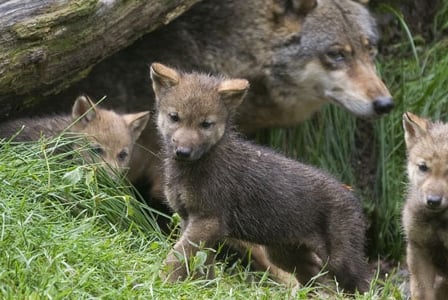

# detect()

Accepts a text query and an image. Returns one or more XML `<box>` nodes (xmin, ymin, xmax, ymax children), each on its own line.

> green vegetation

<box><xmin>0</xmin><ymin>136</ymin><xmax>405</xmax><ymax>300</ymax></box>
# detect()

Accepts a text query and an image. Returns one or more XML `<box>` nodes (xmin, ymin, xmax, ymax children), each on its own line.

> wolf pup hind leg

<box><xmin>152</xmin><ymin>62</ymin><xmax>370</xmax><ymax>293</ymax></box>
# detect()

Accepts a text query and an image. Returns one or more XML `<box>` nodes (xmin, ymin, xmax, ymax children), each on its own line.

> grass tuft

<box><xmin>0</xmin><ymin>134</ymin><xmax>409</xmax><ymax>298</ymax></box>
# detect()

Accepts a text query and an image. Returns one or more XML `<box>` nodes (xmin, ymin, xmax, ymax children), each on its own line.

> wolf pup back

<box><xmin>402</xmin><ymin>112</ymin><xmax>448</xmax><ymax>300</ymax></box>
<box><xmin>0</xmin><ymin>95</ymin><xmax>150</xmax><ymax>171</ymax></box>
<box><xmin>152</xmin><ymin>62</ymin><xmax>370</xmax><ymax>293</ymax></box>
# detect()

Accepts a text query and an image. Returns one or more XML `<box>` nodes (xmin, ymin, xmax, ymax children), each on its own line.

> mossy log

<box><xmin>0</xmin><ymin>0</ymin><xmax>201</xmax><ymax>118</ymax></box>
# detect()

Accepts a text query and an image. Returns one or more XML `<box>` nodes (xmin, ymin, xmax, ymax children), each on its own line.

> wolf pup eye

<box><xmin>200</xmin><ymin>121</ymin><xmax>214</xmax><ymax>129</ymax></box>
<box><xmin>91</xmin><ymin>145</ymin><xmax>105</xmax><ymax>156</ymax></box>
<box><xmin>418</xmin><ymin>163</ymin><xmax>429</xmax><ymax>172</ymax></box>
<box><xmin>169</xmin><ymin>112</ymin><xmax>179</xmax><ymax>122</ymax></box>
<box><xmin>117</xmin><ymin>150</ymin><xmax>128</xmax><ymax>161</ymax></box>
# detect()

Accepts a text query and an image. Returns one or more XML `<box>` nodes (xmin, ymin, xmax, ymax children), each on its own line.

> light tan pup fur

<box><xmin>402</xmin><ymin>112</ymin><xmax>448</xmax><ymax>300</ymax></box>
<box><xmin>0</xmin><ymin>95</ymin><xmax>149</xmax><ymax>172</ymax></box>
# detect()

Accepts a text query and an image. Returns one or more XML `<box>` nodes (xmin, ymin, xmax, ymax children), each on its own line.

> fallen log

<box><xmin>0</xmin><ymin>0</ymin><xmax>201</xmax><ymax>118</ymax></box>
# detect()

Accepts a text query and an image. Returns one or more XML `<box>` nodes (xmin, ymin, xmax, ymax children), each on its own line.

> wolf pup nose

<box><xmin>175</xmin><ymin>146</ymin><xmax>192</xmax><ymax>160</ymax></box>
<box><xmin>426</xmin><ymin>194</ymin><xmax>443</xmax><ymax>208</ymax></box>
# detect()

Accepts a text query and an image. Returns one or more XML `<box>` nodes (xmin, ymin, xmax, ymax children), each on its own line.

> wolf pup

<box><xmin>402</xmin><ymin>112</ymin><xmax>448</xmax><ymax>300</ymax></box>
<box><xmin>151</xmin><ymin>63</ymin><xmax>370</xmax><ymax>293</ymax></box>
<box><xmin>0</xmin><ymin>95</ymin><xmax>149</xmax><ymax>172</ymax></box>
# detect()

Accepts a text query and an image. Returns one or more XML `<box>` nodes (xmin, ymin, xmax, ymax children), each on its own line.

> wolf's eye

<box><xmin>117</xmin><ymin>150</ymin><xmax>128</xmax><ymax>161</ymax></box>
<box><xmin>169</xmin><ymin>113</ymin><xmax>179</xmax><ymax>122</ymax></box>
<box><xmin>325</xmin><ymin>50</ymin><xmax>345</xmax><ymax>62</ymax></box>
<box><xmin>418</xmin><ymin>163</ymin><xmax>429</xmax><ymax>172</ymax></box>
<box><xmin>367</xmin><ymin>44</ymin><xmax>378</xmax><ymax>57</ymax></box>
<box><xmin>91</xmin><ymin>145</ymin><xmax>105</xmax><ymax>156</ymax></box>
<box><xmin>200</xmin><ymin>121</ymin><xmax>214</xmax><ymax>129</ymax></box>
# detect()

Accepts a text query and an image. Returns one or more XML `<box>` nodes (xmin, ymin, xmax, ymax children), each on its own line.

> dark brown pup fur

<box><xmin>152</xmin><ymin>63</ymin><xmax>370</xmax><ymax>293</ymax></box>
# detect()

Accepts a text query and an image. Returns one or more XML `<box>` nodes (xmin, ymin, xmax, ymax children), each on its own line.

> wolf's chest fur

<box><xmin>164</xmin><ymin>162</ymin><xmax>206</xmax><ymax>220</ymax></box>
<box><xmin>407</xmin><ymin>205</ymin><xmax>448</xmax><ymax>274</ymax></box>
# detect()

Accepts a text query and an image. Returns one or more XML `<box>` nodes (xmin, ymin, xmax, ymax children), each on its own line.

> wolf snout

<box><xmin>373</xmin><ymin>96</ymin><xmax>394</xmax><ymax>115</ymax></box>
<box><xmin>175</xmin><ymin>146</ymin><xmax>192</xmax><ymax>159</ymax></box>
<box><xmin>426</xmin><ymin>194</ymin><xmax>443</xmax><ymax>208</ymax></box>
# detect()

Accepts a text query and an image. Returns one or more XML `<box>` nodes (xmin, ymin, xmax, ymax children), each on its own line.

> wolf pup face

<box><xmin>269</xmin><ymin>0</ymin><xmax>393</xmax><ymax>119</ymax></box>
<box><xmin>150</xmin><ymin>62</ymin><xmax>249</xmax><ymax>161</ymax></box>
<box><xmin>403</xmin><ymin>112</ymin><xmax>448</xmax><ymax>211</ymax></box>
<box><xmin>70</xmin><ymin>95</ymin><xmax>150</xmax><ymax>170</ymax></box>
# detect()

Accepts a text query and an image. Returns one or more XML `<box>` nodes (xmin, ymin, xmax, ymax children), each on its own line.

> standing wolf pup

<box><xmin>402</xmin><ymin>112</ymin><xmax>448</xmax><ymax>300</ymax></box>
<box><xmin>152</xmin><ymin>63</ymin><xmax>370</xmax><ymax>293</ymax></box>
<box><xmin>0</xmin><ymin>95</ymin><xmax>150</xmax><ymax>172</ymax></box>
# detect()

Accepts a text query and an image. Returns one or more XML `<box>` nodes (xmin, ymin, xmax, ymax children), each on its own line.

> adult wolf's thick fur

<box><xmin>60</xmin><ymin>0</ymin><xmax>393</xmax><ymax>133</ymax></box>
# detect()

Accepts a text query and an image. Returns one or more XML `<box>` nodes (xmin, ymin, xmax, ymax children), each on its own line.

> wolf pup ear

<box><xmin>123</xmin><ymin>111</ymin><xmax>150</xmax><ymax>140</ymax></box>
<box><xmin>403</xmin><ymin>112</ymin><xmax>430</xmax><ymax>147</ymax></box>
<box><xmin>218</xmin><ymin>79</ymin><xmax>250</xmax><ymax>112</ymax></box>
<box><xmin>150</xmin><ymin>63</ymin><xmax>180</xmax><ymax>94</ymax></box>
<box><xmin>72</xmin><ymin>95</ymin><xmax>98</xmax><ymax>124</ymax></box>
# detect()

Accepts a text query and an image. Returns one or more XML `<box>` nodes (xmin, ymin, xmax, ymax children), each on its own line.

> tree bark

<box><xmin>0</xmin><ymin>0</ymin><xmax>201</xmax><ymax>118</ymax></box>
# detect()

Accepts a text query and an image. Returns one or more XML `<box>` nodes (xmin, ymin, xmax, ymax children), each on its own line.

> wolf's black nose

<box><xmin>373</xmin><ymin>96</ymin><xmax>394</xmax><ymax>115</ymax></box>
<box><xmin>426</xmin><ymin>195</ymin><xmax>442</xmax><ymax>208</ymax></box>
<box><xmin>175</xmin><ymin>147</ymin><xmax>192</xmax><ymax>159</ymax></box>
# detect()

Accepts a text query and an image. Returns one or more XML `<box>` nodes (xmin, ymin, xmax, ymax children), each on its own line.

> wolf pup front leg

<box><xmin>402</xmin><ymin>112</ymin><xmax>448</xmax><ymax>300</ymax></box>
<box><xmin>162</xmin><ymin>217</ymin><xmax>223</xmax><ymax>281</ymax></box>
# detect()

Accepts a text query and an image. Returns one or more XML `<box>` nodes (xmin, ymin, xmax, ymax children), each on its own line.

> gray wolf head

<box><xmin>266</xmin><ymin>0</ymin><xmax>393</xmax><ymax>120</ymax></box>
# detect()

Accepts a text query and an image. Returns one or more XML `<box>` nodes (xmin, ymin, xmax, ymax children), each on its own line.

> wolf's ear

<box><xmin>403</xmin><ymin>112</ymin><xmax>430</xmax><ymax>147</ymax></box>
<box><xmin>123</xmin><ymin>111</ymin><xmax>150</xmax><ymax>140</ymax></box>
<box><xmin>72</xmin><ymin>95</ymin><xmax>97</xmax><ymax>124</ymax></box>
<box><xmin>150</xmin><ymin>63</ymin><xmax>179</xmax><ymax>95</ymax></box>
<box><xmin>274</xmin><ymin>0</ymin><xmax>317</xmax><ymax>18</ymax></box>
<box><xmin>218</xmin><ymin>79</ymin><xmax>249</xmax><ymax>112</ymax></box>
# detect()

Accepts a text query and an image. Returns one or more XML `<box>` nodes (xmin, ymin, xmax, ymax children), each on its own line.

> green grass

<box><xmin>0</xmin><ymin>135</ymin><xmax>408</xmax><ymax>298</ymax></box>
